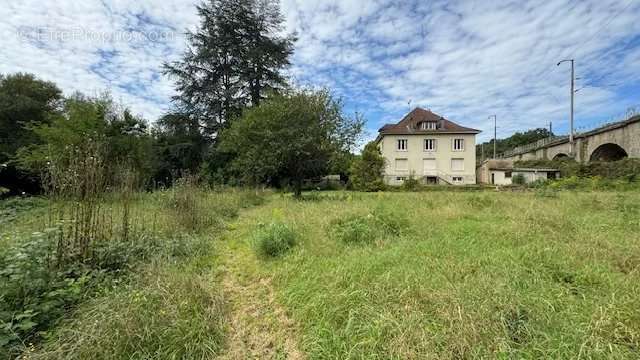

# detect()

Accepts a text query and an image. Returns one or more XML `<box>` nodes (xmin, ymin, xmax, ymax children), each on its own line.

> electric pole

<box><xmin>557</xmin><ymin>59</ymin><xmax>574</xmax><ymax>156</ymax></box>
<box><xmin>488</xmin><ymin>115</ymin><xmax>497</xmax><ymax>158</ymax></box>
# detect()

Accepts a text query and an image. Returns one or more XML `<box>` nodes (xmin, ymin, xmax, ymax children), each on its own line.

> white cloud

<box><xmin>1</xmin><ymin>0</ymin><xmax>639</xmax><ymax>141</ymax></box>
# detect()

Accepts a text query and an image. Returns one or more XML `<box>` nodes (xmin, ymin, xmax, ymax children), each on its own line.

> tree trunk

<box><xmin>293</xmin><ymin>178</ymin><xmax>302</xmax><ymax>198</ymax></box>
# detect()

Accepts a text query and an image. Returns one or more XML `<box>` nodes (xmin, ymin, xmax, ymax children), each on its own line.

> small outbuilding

<box><xmin>476</xmin><ymin>159</ymin><xmax>560</xmax><ymax>185</ymax></box>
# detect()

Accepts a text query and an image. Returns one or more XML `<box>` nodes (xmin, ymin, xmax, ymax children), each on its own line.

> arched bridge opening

<box><xmin>589</xmin><ymin>143</ymin><xmax>628</xmax><ymax>162</ymax></box>
<box><xmin>552</xmin><ymin>153</ymin><xmax>570</xmax><ymax>161</ymax></box>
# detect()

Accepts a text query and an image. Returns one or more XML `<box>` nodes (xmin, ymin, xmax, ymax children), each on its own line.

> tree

<box><xmin>152</xmin><ymin>113</ymin><xmax>208</xmax><ymax>185</ymax></box>
<box><xmin>164</xmin><ymin>0</ymin><xmax>295</xmax><ymax>136</ymax></box>
<box><xmin>350</xmin><ymin>141</ymin><xmax>385</xmax><ymax>191</ymax></box>
<box><xmin>0</xmin><ymin>73</ymin><xmax>62</xmax><ymax>193</ymax></box>
<box><xmin>17</xmin><ymin>93</ymin><xmax>156</xmax><ymax>186</ymax></box>
<box><xmin>476</xmin><ymin>128</ymin><xmax>554</xmax><ymax>161</ymax></box>
<box><xmin>220</xmin><ymin>89</ymin><xmax>363</xmax><ymax>196</ymax></box>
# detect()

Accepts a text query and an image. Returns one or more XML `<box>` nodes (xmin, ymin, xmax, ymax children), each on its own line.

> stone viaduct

<box><xmin>500</xmin><ymin>115</ymin><xmax>640</xmax><ymax>163</ymax></box>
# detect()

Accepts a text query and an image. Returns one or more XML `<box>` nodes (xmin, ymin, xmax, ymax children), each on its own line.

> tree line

<box><xmin>0</xmin><ymin>0</ymin><xmax>385</xmax><ymax>197</ymax></box>
<box><xmin>475</xmin><ymin>128</ymin><xmax>555</xmax><ymax>162</ymax></box>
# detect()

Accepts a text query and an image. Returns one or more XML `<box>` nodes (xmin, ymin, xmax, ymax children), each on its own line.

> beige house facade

<box><xmin>376</xmin><ymin>108</ymin><xmax>480</xmax><ymax>186</ymax></box>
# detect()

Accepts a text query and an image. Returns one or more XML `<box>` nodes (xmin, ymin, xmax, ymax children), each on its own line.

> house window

<box><xmin>453</xmin><ymin>138</ymin><xmax>465</xmax><ymax>151</ymax></box>
<box><xmin>505</xmin><ymin>171</ymin><xmax>512</xmax><ymax>178</ymax></box>
<box><xmin>421</xmin><ymin>121</ymin><xmax>437</xmax><ymax>130</ymax></box>
<box><xmin>396</xmin><ymin>176</ymin><xmax>407</xmax><ymax>182</ymax></box>
<box><xmin>424</xmin><ymin>138</ymin><xmax>436</xmax><ymax>151</ymax></box>
<box><xmin>452</xmin><ymin>176</ymin><xmax>463</xmax><ymax>183</ymax></box>
<box><xmin>395</xmin><ymin>158</ymin><xmax>408</xmax><ymax>171</ymax></box>
<box><xmin>397</xmin><ymin>139</ymin><xmax>408</xmax><ymax>151</ymax></box>
<box><xmin>423</xmin><ymin>158</ymin><xmax>436</xmax><ymax>174</ymax></box>
<box><xmin>451</xmin><ymin>158</ymin><xmax>464</xmax><ymax>171</ymax></box>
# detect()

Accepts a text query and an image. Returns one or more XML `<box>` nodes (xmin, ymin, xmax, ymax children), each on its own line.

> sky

<box><xmin>1</xmin><ymin>0</ymin><xmax>639</xmax><ymax>142</ymax></box>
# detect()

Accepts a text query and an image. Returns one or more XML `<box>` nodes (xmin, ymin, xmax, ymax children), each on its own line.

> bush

<box><xmin>350</xmin><ymin>142</ymin><xmax>385</xmax><ymax>192</ymax></box>
<box><xmin>330</xmin><ymin>206</ymin><xmax>408</xmax><ymax>245</ymax></box>
<box><xmin>0</xmin><ymin>230</ymin><xmax>106</xmax><ymax>355</ymax></box>
<box><xmin>401</xmin><ymin>174</ymin><xmax>421</xmax><ymax>191</ymax></box>
<box><xmin>253</xmin><ymin>222</ymin><xmax>297</xmax><ymax>258</ymax></box>
<box><xmin>515</xmin><ymin>158</ymin><xmax>640</xmax><ymax>180</ymax></box>
<box><xmin>512</xmin><ymin>174</ymin><xmax>526</xmax><ymax>185</ymax></box>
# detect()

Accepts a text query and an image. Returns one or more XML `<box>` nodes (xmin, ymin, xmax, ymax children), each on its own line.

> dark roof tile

<box><xmin>378</xmin><ymin>107</ymin><xmax>481</xmax><ymax>134</ymax></box>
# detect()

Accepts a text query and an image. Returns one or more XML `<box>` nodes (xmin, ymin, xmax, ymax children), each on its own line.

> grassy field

<box><xmin>3</xmin><ymin>189</ymin><xmax>640</xmax><ymax>358</ymax></box>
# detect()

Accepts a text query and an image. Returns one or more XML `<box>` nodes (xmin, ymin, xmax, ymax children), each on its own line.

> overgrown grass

<box><xmin>0</xmin><ymin>188</ymin><xmax>266</xmax><ymax>359</ymax></box>
<box><xmin>4</xmin><ymin>188</ymin><xmax>640</xmax><ymax>358</ymax></box>
<box><xmin>252</xmin><ymin>222</ymin><xmax>297</xmax><ymax>258</ymax></box>
<box><xmin>229</xmin><ymin>191</ymin><xmax>640</xmax><ymax>358</ymax></box>
<box><xmin>30</xmin><ymin>259</ymin><xmax>225</xmax><ymax>359</ymax></box>
<box><xmin>329</xmin><ymin>205</ymin><xmax>408</xmax><ymax>245</ymax></box>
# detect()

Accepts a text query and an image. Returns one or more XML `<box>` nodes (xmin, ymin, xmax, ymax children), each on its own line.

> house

<box><xmin>376</xmin><ymin>108</ymin><xmax>481</xmax><ymax>185</ymax></box>
<box><xmin>476</xmin><ymin>159</ymin><xmax>560</xmax><ymax>185</ymax></box>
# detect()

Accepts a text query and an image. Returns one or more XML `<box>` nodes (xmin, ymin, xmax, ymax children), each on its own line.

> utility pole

<box><xmin>488</xmin><ymin>115</ymin><xmax>497</xmax><ymax>158</ymax></box>
<box><xmin>557</xmin><ymin>59</ymin><xmax>575</xmax><ymax>156</ymax></box>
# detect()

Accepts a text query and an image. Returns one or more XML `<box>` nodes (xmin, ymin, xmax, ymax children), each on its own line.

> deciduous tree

<box><xmin>350</xmin><ymin>141</ymin><xmax>386</xmax><ymax>191</ymax></box>
<box><xmin>220</xmin><ymin>89</ymin><xmax>363</xmax><ymax>196</ymax></box>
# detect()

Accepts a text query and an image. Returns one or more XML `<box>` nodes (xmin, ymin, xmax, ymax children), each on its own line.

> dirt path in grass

<box><xmin>217</xmin><ymin>222</ymin><xmax>305</xmax><ymax>360</ymax></box>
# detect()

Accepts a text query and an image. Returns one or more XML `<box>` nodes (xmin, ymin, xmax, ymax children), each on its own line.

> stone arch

<box><xmin>589</xmin><ymin>143</ymin><xmax>628</xmax><ymax>162</ymax></box>
<box><xmin>552</xmin><ymin>153</ymin><xmax>570</xmax><ymax>161</ymax></box>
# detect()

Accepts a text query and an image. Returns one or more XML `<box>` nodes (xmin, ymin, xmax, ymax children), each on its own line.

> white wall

<box><xmin>490</xmin><ymin>171</ymin><xmax>512</xmax><ymax>185</ymax></box>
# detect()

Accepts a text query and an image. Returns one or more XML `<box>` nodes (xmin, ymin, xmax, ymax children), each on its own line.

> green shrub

<box><xmin>401</xmin><ymin>174</ymin><xmax>421</xmax><ymax>191</ymax></box>
<box><xmin>512</xmin><ymin>174</ymin><xmax>526</xmax><ymax>185</ymax></box>
<box><xmin>0</xmin><ymin>231</ymin><xmax>103</xmax><ymax>355</ymax></box>
<box><xmin>253</xmin><ymin>222</ymin><xmax>297</xmax><ymax>258</ymax></box>
<box><xmin>0</xmin><ymin>228</ymin><xmax>209</xmax><ymax>356</ymax></box>
<box><xmin>350</xmin><ymin>142</ymin><xmax>386</xmax><ymax>192</ymax></box>
<box><xmin>516</xmin><ymin>158</ymin><xmax>640</xmax><ymax>180</ymax></box>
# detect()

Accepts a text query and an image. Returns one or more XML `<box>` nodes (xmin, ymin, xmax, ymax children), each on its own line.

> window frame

<box><xmin>452</xmin><ymin>176</ymin><xmax>463</xmax><ymax>183</ymax></box>
<box><xmin>397</xmin><ymin>138</ymin><xmax>408</xmax><ymax>151</ymax></box>
<box><xmin>423</xmin><ymin>138</ymin><xmax>437</xmax><ymax>152</ymax></box>
<box><xmin>421</xmin><ymin>121</ymin><xmax>437</xmax><ymax>130</ymax></box>
<box><xmin>451</xmin><ymin>158</ymin><xmax>465</xmax><ymax>172</ymax></box>
<box><xmin>452</xmin><ymin>138</ymin><xmax>465</xmax><ymax>151</ymax></box>
<box><xmin>395</xmin><ymin>158</ymin><xmax>409</xmax><ymax>172</ymax></box>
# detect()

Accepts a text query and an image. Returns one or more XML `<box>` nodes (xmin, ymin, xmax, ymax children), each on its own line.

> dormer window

<box><xmin>420</xmin><ymin>121</ymin><xmax>437</xmax><ymax>130</ymax></box>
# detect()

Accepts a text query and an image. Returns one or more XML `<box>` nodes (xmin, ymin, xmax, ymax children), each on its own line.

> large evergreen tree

<box><xmin>164</xmin><ymin>0</ymin><xmax>295</xmax><ymax>136</ymax></box>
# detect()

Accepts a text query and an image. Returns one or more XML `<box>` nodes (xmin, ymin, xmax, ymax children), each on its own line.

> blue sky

<box><xmin>1</xmin><ymin>0</ymin><xmax>639</xmax><ymax>143</ymax></box>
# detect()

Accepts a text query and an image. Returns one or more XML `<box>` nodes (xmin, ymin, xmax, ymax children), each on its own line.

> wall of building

<box><xmin>513</xmin><ymin>170</ymin><xmax>555</xmax><ymax>183</ymax></box>
<box><xmin>476</xmin><ymin>159</ymin><xmax>513</xmax><ymax>184</ymax></box>
<box><xmin>379</xmin><ymin>133</ymin><xmax>477</xmax><ymax>185</ymax></box>
<box><xmin>490</xmin><ymin>170</ymin><xmax>512</xmax><ymax>185</ymax></box>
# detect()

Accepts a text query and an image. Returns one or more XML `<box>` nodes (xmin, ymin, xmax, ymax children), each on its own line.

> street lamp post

<box><xmin>557</xmin><ymin>59</ymin><xmax>575</xmax><ymax>156</ymax></box>
<box><xmin>488</xmin><ymin>115</ymin><xmax>497</xmax><ymax>158</ymax></box>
